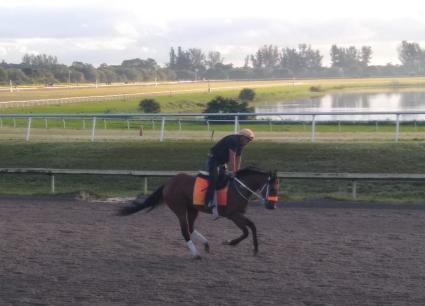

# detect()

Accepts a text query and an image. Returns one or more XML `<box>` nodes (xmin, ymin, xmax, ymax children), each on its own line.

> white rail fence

<box><xmin>1</xmin><ymin>111</ymin><xmax>424</xmax><ymax>142</ymax></box>
<box><xmin>1</xmin><ymin>168</ymin><xmax>425</xmax><ymax>200</ymax></box>
<box><xmin>0</xmin><ymin>79</ymin><xmax>299</xmax><ymax>108</ymax></box>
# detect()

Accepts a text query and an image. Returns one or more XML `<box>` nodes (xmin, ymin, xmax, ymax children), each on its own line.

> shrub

<box><xmin>139</xmin><ymin>99</ymin><xmax>160</xmax><ymax>113</ymax></box>
<box><xmin>309</xmin><ymin>86</ymin><xmax>322</xmax><ymax>92</ymax></box>
<box><xmin>203</xmin><ymin>96</ymin><xmax>254</xmax><ymax>120</ymax></box>
<box><xmin>238</xmin><ymin>88</ymin><xmax>256</xmax><ymax>101</ymax></box>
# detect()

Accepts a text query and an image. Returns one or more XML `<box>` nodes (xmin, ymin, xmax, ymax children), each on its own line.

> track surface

<box><xmin>1</xmin><ymin>197</ymin><xmax>425</xmax><ymax>306</ymax></box>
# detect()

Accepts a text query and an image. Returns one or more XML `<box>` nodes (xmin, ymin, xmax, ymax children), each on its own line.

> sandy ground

<box><xmin>1</xmin><ymin>197</ymin><xmax>425</xmax><ymax>306</ymax></box>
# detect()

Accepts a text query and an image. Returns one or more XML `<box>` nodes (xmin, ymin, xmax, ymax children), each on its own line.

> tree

<box><xmin>139</xmin><ymin>99</ymin><xmax>160</xmax><ymax>113</ymax></box>
<box><xmin>238</xmin><ymin>88</ymin><xmax>256</xmax><ymax>101</ymax></box>
<box><xmin>203</xmin><ymin>96</ymin><xmax>254</xmax><ymax>120</ymax></box>
<box><xmin>398</xmin><ymin>41</ymin><xmax>425</xmax><ymax>73</ymax></box>
<box><xmin>188</xmin><ymin>48</ymin><xmax>206</xmax><ymax>70</ymax></box>
<box><xmin>71</xmin><ymin>61</ymin><xmax>97</xmax><ymax>82</ymax></box>
<box><xmin>22</xmin><ymin>53</ymin><xmax>58</xmax><ymax>67</ymax></box>
<box><xmin>206</xmin><ymin>51</ymin><xmax>224</xmax><ymax>69</ymax></box>
<box><xmin>6</xmin><ymin>68</ymin><xmax>29</xmax><ymax>84</ymax></box>
<box><xmin>176</xmin><ymin>47</ymin><xmax>192</xmax><ymax>70</ymax></box>
<box><xmin>330</xmin><ymin>45</ymin><xmax>372</xmax><ymax>75</ymax></box>
<box><xmin>280</xmin><ymin>44</ymin><xmax>323</xmax><ymax>75</ymax></box>
<box><xmin>250</xmin><ymin>45</ymin><xmax>279</xmax><ymax>70</ymax></box>
<box><xmin>360</xmin><ymin>46</ymin><xmax>373</xmax><ymax>67</ymax></box>
<box><xmin>0</xmin><ymin>66</ymin><xmax>7</xmax><ymax>83</ymax></box>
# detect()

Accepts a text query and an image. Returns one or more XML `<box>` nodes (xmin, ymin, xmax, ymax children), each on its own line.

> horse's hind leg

<box><xmin>188</xmin><ymin>207</ymin><xmax>209</xmax><ymax>253</ymax></box>
<box><xmin>178</xmin><ymin>213</ymin><xmax>201</xmax><ymax>259</ymax></box>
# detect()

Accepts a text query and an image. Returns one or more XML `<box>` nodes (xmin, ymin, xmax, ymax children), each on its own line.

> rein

<box><xmin>233</xmin><ymin>176</ymin><xmax>269</xmax><ymax>204</ymax></box>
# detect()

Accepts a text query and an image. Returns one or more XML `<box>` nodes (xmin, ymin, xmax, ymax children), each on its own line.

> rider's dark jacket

<box><xmin>208</xmin><ymin>134</ymin><xmax>243</xmax><ymax>164</ymax></box>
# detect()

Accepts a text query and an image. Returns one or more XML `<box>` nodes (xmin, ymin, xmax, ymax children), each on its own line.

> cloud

<box><xmin>1</xmin><ymin>1</ymin><xmax>425</xmax><ymax>66</ymax></box>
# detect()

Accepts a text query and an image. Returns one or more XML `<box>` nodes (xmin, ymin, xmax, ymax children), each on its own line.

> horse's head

<box><xmin>263</xmin><ymin>171</ymin><xmax>279</xmax><ymax>209</ymax></box>
<box><xmin>235</xmin><ymin>167</ymin><xmax>279</xmax><ymax>209</ymax></box>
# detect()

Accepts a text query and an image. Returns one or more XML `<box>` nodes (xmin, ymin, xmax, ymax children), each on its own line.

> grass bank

<box><xmin>2</xmin><ymin>77</ymin><xmax>425</xmax><ymax>114</ymax></box>
<box><xmin>1</xmin><ymin>141</ymin><xmax>424</xmax><ymax>203</ymax></box>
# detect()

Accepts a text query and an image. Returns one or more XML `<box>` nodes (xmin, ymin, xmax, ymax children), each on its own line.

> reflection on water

<box><xmin>256</xmin><ymin>91</ymin><xmax>425</xmax><ymax>121</ymax></box>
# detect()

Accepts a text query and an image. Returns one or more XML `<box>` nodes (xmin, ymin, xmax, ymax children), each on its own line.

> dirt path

<box><xmin>1</xmin><ymin>197</ymin><xmax>425</xmax><ymax>306</ymax></box>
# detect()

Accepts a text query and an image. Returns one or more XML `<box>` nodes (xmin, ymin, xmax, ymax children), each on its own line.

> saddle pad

<box><xmin>193</xmin><ymin>176</ymin><xmax>228</xmax><ymax>206</ymax></box>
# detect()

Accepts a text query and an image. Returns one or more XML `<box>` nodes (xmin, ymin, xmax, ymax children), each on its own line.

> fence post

<box><xmin>144</xmin><ymin>177</ymin><xmax>148</xmax><ymax>195</ymax></box>
<box><xmin>352</xmin><ymin>181</ymin><xmax>357</xmax><ymax>199</ymax></box>
<box><xmin>50</xmin><ymin>174</ymin><xmax>55</xmax><ymax>193</ymax></box>
<box><xmin>26</xmin><ymin>117</ymin><xmax>32</xmax><ymax>141</ymax></box>
<box><xmin>395</xmin><ymin>114</ymin><xmax>400</xmax><ymax>142</ymax></box>
<box><xmin>91</xmin><ymin>117</ymin><xmax>97</xmax><ymax>142</ymax></box>
<box><xmin>311</xmin><ymin>114</ymin><xmax>316</xmax><ymax>142</ymax></box>
<box><xmin>160</xmin><ymin>117</ymin><xmax>165</xmax><ymax>141</ymax></box>
<box><xmin>234</xmin><ymin>115</ymin><xmax>239</xmax><ymax>133</ymax></box>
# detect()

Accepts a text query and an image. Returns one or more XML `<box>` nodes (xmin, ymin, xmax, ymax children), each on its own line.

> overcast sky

<box><xmin>1</xmin><ymin>0</ymin><xmax>424</xmax><ymax>67</ymax></box>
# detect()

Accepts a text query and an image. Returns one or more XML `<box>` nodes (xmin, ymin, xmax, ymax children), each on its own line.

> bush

<box><xmin>203</xmin><ymin>96</ymin><xmax>254</xmax><ymax>120</ymax></box>
<box><xmin>238</xmin><ymin>88</ymin><xmax>256</xmax><ymax>101</ymax></box>
<box><xmin>309</xmin><ymin>86</ymin><xmax>322</xmax><ymax>92</ymax></box>
<box><xmin>139</xmin><ymin>99</ymin><xmax>160</xmax><ymax>113</ymax></box>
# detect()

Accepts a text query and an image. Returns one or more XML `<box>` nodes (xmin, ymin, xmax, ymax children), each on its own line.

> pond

<box><xmin>256</xmin><ymin>90</ymin><xmax>425</xmax><ymax>121</ymax></box>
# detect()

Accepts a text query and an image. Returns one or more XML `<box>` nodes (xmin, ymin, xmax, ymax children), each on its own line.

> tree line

<box><xmin>0</xmin><ymin>41</ymin><xmax>424</xmax><ymax>85</ymax></box>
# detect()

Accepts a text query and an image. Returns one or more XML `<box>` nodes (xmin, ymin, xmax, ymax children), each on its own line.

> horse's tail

<box><xmin>117</xmin><ymin>185</ymin><xmax>164</xmax><ymax>216</ymax></box>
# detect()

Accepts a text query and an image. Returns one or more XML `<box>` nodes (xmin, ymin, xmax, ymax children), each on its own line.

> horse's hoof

<box><xmin>253</xmin><ymin>250</ymin><xmax>258</xmax><ymax>256</ymax></box>
<box><xmin>192</xmin><ymin>254</ymin><xmax>202</xmax><ymax>260</ymax></box>
<box><xmin>204</xmin><ymin>243</ymin><xmax>210</xmax><ymax>253</ymax></box>
<box><xmin>222</xmin><ymin>240</ymin><xmax>231</xmax><ymax>245</ymax></box>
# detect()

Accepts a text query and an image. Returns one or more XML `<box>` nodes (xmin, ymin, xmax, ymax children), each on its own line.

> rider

<box><xmin>205</xmin><ymin>128</ymin><xmax>255</xmax><ymax>208</ymax></box>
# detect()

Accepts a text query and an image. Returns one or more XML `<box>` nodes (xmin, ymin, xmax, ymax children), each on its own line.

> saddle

<box><xmin>193</xmin><ymin>171</ymin><xmax>229</xmax><ymax>206</ymax></box>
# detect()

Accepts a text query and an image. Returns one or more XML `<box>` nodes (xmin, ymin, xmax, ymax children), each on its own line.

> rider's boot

<box><xmin>205</xmin><ymin>183</ymin><xmax>215</xmax><ymax>208</ymax></box>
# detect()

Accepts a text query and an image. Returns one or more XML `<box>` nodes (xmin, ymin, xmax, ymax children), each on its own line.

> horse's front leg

<box><xmin>245</xmin><ymin>217</ymin><xmax>258</xmax><ymax>255</ymax></box>
<box><xmin>188</xmin><ymin>207</ymin><xmax>209</xmax><ymax>253</ymax></box>
<box><xmin>223</xmin><ymin>213</ymin><xmax>250</xmax><ymax>248</ymax></box>
<box><xmin>178</xmin><ymin>214</ymin><xmax>201</xmax><ymax>260</ymax></box>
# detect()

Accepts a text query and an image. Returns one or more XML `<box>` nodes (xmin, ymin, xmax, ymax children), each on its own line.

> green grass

<box><xmin>1</xmin><ymin>141</ymin><xmax>424</xmax><ymax>203</ymax></box>
<box><xmin>2</xmin><ymin>77</ymin><xmax>425</xmax><ymax>114</ymax></box>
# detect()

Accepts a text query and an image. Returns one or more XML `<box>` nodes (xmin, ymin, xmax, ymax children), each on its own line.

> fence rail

<box><xmin>2</xmin><ymin>168</ymin><xmax>425</xmax><ymax>199</ymax></box>
<box><xmin>1</xmin><ymin>111</ymin><xmax>425</xmax><ymax>142</ymax></box>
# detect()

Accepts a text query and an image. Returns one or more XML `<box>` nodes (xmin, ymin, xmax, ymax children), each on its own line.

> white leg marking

<box><xmin>186</xmin><ymin>240</ymin><xmax>200</xmax><ymax>258</ymax></box>
<box><xmin>191</xmin><ymin>230</ymin><xmax>208</xmax><ymax>245</ymax></box>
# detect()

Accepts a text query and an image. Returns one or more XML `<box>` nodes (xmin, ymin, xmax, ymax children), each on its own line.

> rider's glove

<box><xmin>226</xmin><ymin>171</ymin><xmax>235</xmax><ymax>179</ymax></box>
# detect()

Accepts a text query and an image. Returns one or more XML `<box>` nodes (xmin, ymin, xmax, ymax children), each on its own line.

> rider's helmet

<box><xmin>238</xmin><ymin>128</ymin><xmax>255</xmax><ymax>140</ymax></box>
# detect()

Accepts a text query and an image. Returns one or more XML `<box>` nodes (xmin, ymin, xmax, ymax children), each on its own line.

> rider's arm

<box><xmin>229</xmin><ymin>150</ymin><xmax>241</xmax><ymax>174</ymax></box>
<box><xmin>228</xmin><ymin>149</ymin><xmax>238</xmax><ymax>173</ymax></box>
<box><xmin>234</xmin><ymin>155</ymin><xmax>241</xmax><ymax>172</ymax></box>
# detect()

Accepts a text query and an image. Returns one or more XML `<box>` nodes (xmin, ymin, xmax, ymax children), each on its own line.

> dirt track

<box><xmin>1</xmin><ymin>197</ymin><xmax>425</xmax><ymax>306</ymax></box>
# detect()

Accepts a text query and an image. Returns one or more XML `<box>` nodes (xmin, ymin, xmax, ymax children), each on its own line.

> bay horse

<box><xmin>118</xmin><ymin>167</ymin><xmax>279</xmax><ymax>259</ymax></box>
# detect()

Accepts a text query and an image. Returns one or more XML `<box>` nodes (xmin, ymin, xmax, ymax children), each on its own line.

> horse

<box><xmin>117</xmin><ymin>167</ymin><xmax>279</xmax><ymax>259</ymax></box>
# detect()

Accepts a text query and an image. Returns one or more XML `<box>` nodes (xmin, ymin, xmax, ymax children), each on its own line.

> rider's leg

<box><xmin>205</xmin><ymin>159</ymin><xmax>218</xmax><ymax>207</ymax></box>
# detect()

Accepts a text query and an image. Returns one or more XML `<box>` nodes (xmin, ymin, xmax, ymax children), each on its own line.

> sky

<box><xmin>1</xmin><ymin>0</ymin><xmax>425</xmax><ymax>67</ymax></box>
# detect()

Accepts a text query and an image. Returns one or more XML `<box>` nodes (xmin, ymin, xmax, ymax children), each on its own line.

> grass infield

<box><xmin>0</xmin><ymin>141</ymin><xmax>424</xmax><ymax>203</ymax></box>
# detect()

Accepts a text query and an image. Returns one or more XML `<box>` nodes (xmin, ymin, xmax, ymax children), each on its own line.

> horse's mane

<box><xmin>236</xmin><ymin>166</ymin><xmax>269</xmax><ymax>178</ymax></box>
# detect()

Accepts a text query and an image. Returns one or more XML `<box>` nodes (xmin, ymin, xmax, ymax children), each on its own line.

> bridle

<box><xmin>233</xmin><ymin>175</ymin><xmax>277</xmax><ymax>205</ymax></box>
